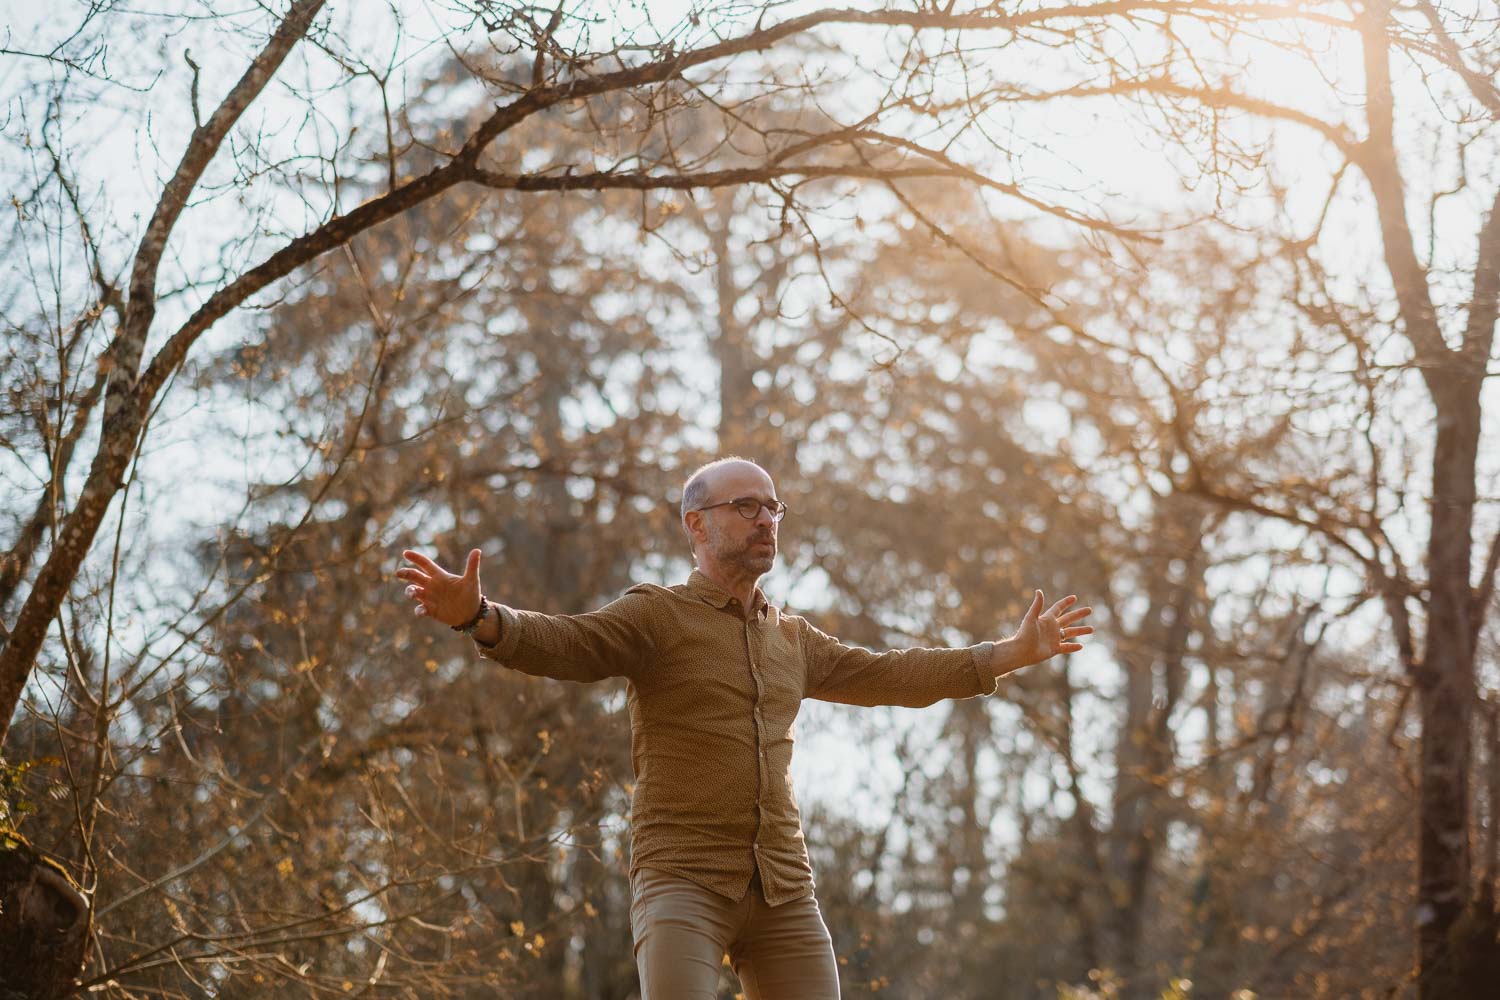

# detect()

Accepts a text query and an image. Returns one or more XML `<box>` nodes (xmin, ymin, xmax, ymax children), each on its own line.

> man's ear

<box><xmin>683</xmin><ymin>511</ymin><xmax>700</xmax><ymax>552</ymax></box>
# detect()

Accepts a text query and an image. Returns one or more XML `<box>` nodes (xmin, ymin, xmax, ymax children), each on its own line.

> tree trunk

<box><xmin>0</xmin><ymin>832</ymin><xmax>90</xmax><ymax>999</ymax></box>
<box><xmin>1415</xmin><ymin>380</ymin><xmax>1484</xmax><ymax>996</ymax></box>
<box><xmin>1109</xmin><ymin>508</ymin><xmax>1202</xmax><ymax>996</ymax></box>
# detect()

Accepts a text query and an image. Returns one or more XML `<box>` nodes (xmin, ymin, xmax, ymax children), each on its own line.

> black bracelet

<box><xmin>451</xmin><ymin>595</ymin><xmax>490</xmax><ymax>634</ymax></box>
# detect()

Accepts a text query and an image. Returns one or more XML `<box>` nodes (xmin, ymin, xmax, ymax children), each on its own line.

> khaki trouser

<box><xmin>629</xmin><ymin>867</ymin><xmax>841</xmax><ymax>999</ymax></box>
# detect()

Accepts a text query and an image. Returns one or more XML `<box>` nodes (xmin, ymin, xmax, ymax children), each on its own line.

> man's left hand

<box><xmin>990</xmin><ymin>590</ymin><xmax>1093</xmax><ymax>678</ymax></box>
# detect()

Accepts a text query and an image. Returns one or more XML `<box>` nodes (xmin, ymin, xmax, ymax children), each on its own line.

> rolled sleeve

<box><xmin>969</xmin><ymin>642</ymin><xmax>999</xmax><ymax>697</ymax></box>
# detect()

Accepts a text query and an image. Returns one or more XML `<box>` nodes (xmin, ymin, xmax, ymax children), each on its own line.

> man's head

<box><xmin>680</xmin><ymin>457</ymin><xmax>784</xmax><ymax>580</ymax></box>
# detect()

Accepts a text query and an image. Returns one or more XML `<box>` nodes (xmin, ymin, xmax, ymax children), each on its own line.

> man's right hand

<box><xmin>397</xmin><ymin>548</ymin><xmax>483</xmax><ymax>627</ymax></box>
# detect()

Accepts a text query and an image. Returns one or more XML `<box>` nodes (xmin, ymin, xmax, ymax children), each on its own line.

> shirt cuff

<box><xmin>968</xmin><ymin>642</ymin><xmax>999</xmax><ymax>697</ymax></box>
<box><xmin>472</xmin><ymin>603</ymin><xmax>521</xmax><ymax>661</ymax></box>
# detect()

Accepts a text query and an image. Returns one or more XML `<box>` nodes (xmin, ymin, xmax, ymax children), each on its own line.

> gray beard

<box><xmin>713</xmin><ymin>534</ymin><xmax>775</xmax><ymax>576</ymax></box>
<box><xmin>736</xmin><ymin>549</ymin><xmax>774</xmax><ymax>575</ymax></box>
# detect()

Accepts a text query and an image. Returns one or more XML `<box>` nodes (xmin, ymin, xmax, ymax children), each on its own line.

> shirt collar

<box><xmin>686</xmin><ymin>569</ymin><xmax>770</xmax><ymax>619</ymax></box>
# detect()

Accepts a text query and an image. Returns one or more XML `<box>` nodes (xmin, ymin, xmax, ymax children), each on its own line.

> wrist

<box><xmin>988</xmin><ymin>637</ymin><xmax>1027</xmax><ymax>678</ymax></box>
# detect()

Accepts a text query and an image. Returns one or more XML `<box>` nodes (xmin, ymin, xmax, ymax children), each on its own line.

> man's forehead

<box><xmin>703</xmin><ymin>461</ymin><xmax>775</xmax><ymax>496</ymax></box>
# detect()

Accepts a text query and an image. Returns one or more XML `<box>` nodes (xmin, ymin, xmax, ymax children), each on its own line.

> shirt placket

<box><xmin>735</xmin><ymin>603</ymin><xmax>769</xmax><ymax>886</ymax></box>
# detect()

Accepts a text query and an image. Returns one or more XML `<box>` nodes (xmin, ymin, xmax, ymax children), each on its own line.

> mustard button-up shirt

<box><xmin>474</xmin><ymin>570</ymin><xmax>997</xmax><ymax>906</ymax></box>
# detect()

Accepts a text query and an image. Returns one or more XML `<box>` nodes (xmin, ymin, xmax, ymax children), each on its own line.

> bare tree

<box><xmin>1105</xmin><ymin>7</ymin><xmax>1500</xmax><ymax>987</ymax></box>
<box><xmin>846</xmin><ymin>2</ymin><xmax>1500</xmax><ymax>988</ymax></box>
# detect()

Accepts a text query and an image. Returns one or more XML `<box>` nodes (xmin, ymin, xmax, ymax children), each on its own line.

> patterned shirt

<box><xmin>474</xmin><ymin>569</ymin><xmax>997</xmax><ymax>906</ymax></box>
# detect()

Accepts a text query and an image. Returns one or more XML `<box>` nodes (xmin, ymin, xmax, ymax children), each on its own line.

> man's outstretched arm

<box><xmin>396</xmin><ymin>547</ymin><xmax>652</xmax><ymax>683</ymax></box>
<box><xmin>801</xmin><ymin>589</ymin><xmax>1093</xmax><ymax>708</ymax></box>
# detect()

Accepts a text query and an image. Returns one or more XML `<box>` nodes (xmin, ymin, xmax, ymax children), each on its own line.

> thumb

<box><xmin>463</xmin><ymin>548</ymin><xmax>482</xmax><ymax>582</ymax></box>
<box><xmin>1026</xmin><ymin>589</ymin><xmax>1043</xmax><ymax>621</ymax></box>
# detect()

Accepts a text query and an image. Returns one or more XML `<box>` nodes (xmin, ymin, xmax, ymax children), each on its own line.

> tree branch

<box><xmin>1412</xmin><ymin>0</ymin><xmax>1500</xmax><ymax>115</ymax></box>
<box><xmin>1461</xmin><ymin>183</ymin><xmax>1500</xmax><ymax>372</ymax></box>
<box><xmin>0</xmin><ymin>0</ymin><xmax>330</xmax><ymax>748</ymax></box>
<box><xmin>1046</xmin><ymin>77</ymin><xmax>1361</xmax><ymax>155</ymax></box>
<box><xmin>0</xmin><ymin>365</ymin><xmax>108</xmax><ymax>621</ymax></box>
<box><xmin>1356</xmin><ymin>5</ymin><xmax>1449</xmax><ymax>373</ymax></box>
<box><xmin>109</xmin><ymin>0</ymin><xmax>329</xmax><ymax>424</ymax></box>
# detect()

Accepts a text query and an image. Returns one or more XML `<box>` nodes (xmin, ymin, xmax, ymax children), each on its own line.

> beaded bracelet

<box><xmin>450</xmin><ymin>595</ymin><xmax>490</xmax><ymax>635</ymax></box>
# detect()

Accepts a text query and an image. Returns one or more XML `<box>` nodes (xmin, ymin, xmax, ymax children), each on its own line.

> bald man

<box><xmin>397</xmin><ymin>457</ymin><xmax>1093</xmax><ymax>999</ymax></box>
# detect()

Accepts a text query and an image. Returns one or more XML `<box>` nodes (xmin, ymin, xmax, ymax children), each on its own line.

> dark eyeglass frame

<box><xmin>695</xmin><ymin>497</ymin><xmax>790</xmax><ymax>522</ymax></box>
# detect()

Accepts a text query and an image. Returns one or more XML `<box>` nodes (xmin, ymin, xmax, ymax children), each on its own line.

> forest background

<box><xmin>2</xmin><ymin>1</ymin><xmax>1498</xmax><ymax>997</ymax></box>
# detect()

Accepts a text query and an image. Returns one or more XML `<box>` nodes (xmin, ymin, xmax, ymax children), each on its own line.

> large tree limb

<box><xmin>1357</xmin><ymin>4</ymin><xmax>1450</xmax><ymax>374</ymax></box>
<box><xmin>107</xmin><ymin>0</ymin><xmax>330</xmax><ymax>425</ymax></box>
<box><xmin>0</xmin><ymin>1</ymin><xmax>331</xmax><ymax>747</ymax></box>
<box><xmin>974</xmin><ymin>78</ymin><xmax>1362</xmax><ymax>154</ymax></box>
<box><xmin>447</xmin><ymin>0</ymin><xmax>1362</xmax><ymax>163</ymax></box>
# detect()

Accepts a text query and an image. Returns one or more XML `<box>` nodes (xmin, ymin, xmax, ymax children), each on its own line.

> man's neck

<box><xmin>695</xmin><ymin>562</ymin><xmax>760</xmax><ymax>618</ymax></box>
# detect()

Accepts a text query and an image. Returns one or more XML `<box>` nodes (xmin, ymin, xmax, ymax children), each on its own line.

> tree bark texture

<box><xmin>0</xmin><ymin>832</ymin><xmax>90</xmax><ymax>999</ymax></box>
<box><xmin>1416</xmin><ymin>384</ymin><xmax>1485</xmax><ymax>995</ymax></box>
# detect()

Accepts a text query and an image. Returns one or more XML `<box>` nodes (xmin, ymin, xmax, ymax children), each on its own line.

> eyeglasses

<box><xmin>695</xmin><ymin>497</ymin><xmax>789</xmax><ymax>522</ymax></box>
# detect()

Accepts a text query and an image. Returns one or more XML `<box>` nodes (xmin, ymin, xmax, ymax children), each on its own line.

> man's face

<box><xmin>695</xmin><ymin>463</ymin><xmax>779</xmax><ymax>577</ymax></box>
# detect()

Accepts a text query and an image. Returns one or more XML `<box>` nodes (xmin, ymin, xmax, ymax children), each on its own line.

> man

<box><xmin>396</xmin><ymin>457</ymin><xmax>1093</xmax><ymax>999</ymax></box>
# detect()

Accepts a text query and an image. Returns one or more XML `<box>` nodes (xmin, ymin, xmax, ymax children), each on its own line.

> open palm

<box><xmin>396</xmin><ymin>548</ymin><xmax>483</xmax><ymax>627</ymax></box>
<box><xmin>1009</xmin><ymin>590</ymin><xmax>1093</xmax><ymax>668</ymax></box>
